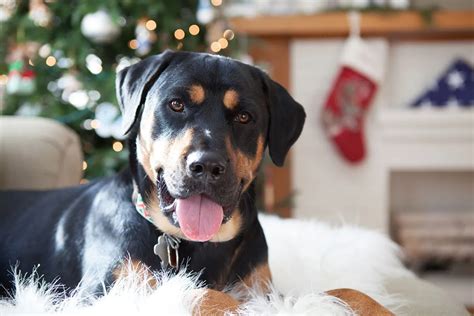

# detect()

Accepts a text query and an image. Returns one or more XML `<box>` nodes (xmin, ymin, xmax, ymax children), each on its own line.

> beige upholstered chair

<box><xmin>0</xmin><ymin>116</ymin><xmax>83</xmax><ymax>190</ymax></box>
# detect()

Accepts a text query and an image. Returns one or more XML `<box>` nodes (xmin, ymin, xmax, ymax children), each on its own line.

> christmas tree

<box><xmin>0</xmin><ymin>0</ymin><xmax>210</xmax><ymax>180</ymax></box>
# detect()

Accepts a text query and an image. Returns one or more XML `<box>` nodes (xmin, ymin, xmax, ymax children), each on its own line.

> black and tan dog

<box><xmin>0</xmin><ymin>51</ymin><xmax>392</xmax><ymax>315</ymax></box>
<box><xmin>0</xmin><ymin>49</ymin><xmax>302</xmax><ymax>297</ymax></box>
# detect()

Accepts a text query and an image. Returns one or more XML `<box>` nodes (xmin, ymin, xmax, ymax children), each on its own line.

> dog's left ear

<box><xmin>116</xmin><ymin>50</ymin><xmax>175</xmax><ymax>135</ymax></box>
<box><xmin>261</xmin><ymin>74</ymin><xmax>306</xmax><ymax>167</ymax></box>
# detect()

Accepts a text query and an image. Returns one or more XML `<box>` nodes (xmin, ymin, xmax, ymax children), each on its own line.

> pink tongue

<box><xmin>175</xmin><ymin>194</ymin><xmax>224</xmax><ymax>242</ymax></box>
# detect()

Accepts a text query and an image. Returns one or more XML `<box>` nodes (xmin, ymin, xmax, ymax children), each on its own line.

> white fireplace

<box><xmin>291</xmin><ymin>39</ymin><xmax>474</xmax><ymax>233</ymax></box>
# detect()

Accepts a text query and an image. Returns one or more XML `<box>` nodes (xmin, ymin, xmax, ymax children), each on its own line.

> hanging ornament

<box><xmin>135</xmin><ymin>18</ymin><xmax>157</xmax><ymax>56</ymax></box>
<box><xmin>0</xmin><ymin>0</ymin><xmax>17</xmax><ymax>22</ymax></box>
<box><xmin>81</xmin><ymin>10</ymin><xmax>121</xmax><ymax>44</ymax></box>
<box><xmin>6</xmin><ymin>45</ymin><xmax>36</xmax><ymax>96</ymax></box>
<box><xmin>28</xmin><ymin>0</ymin><xmax>52</xmax><ymax>27</ymax></box>
<box><xmin>94</xmin><ymin>102</ymin><xmax>125</xmax><ymax>140</ymax></box>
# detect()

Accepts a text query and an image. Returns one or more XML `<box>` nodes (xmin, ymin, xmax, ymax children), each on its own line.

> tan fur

<box><xmin>147</xmin><ymin>193</ymin><xmax>187</xmax><ymax>238</ymax></box>
<box><xmin>137</xmin><ymin>108</ymin><xmax>157</xmax><ymax>180</ymax></box>
<box><xmin>193</xmin><ymin>289</ymin><xmax>240</xmax><ymax>316</ymax></box>
<box><xmin>188</xmin><ymin>84</ymin><xmax>205</xmax><ymax>104</ymax></box>
<box><xmin>223</xmin><ymin>89</ymin><xmax>239</xmax><ymax>110</ymax></box>
<box><xmin>327</xmin><ymin>288</ymin><xmax>394</xmax><ymax>316</ymax></box>
<box><xmin>210</xmin><ymin>209</ymin><xmax>242</xmax><ymax>242</ymax></box>
<box><xmin>144</xmin><ymin>128</ymin><xmax>194</xmax><ymax>184</ymax></box>
<box><xmin>242</xmin><ymin>262</ymin><xmax>272</xmax><ymax>292</ymax></box>
<box><xmin>113</xmin><ymin>259</ymin><xmax>157</xmax><ymax>287</ymax></box>
<box><xmin>114</xmin><ymin>261</ymin><xmax>241</xmax><ymax>316</ymax></box>
<box><xmin>166</xmin><ymin>128</ymin><xmax>194</xmax><ymax>166</ymax></box>
<box><xmin>226</xmin><ymin>135</ymin><xmax>265</xmax><ymax>191</ymax></box>
<box><xmin>138</xmin><ymin>128</ymin><xmax>196</xmax><ymax>238</ymax></box>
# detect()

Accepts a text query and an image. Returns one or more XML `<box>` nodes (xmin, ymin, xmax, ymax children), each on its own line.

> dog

<box><xmin>0</xmin><ymin>51</ymin><xmax>393</xmax><ymax>315</ymax></box>
<box><xmin>0</xmin><ymin>49</ymin><xmax>304</xmax><ymax>296</ymax></box>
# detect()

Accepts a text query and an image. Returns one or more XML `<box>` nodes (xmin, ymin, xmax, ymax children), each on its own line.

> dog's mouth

<box><xmin>157</xmin><ymin>170</ymin><xmax>241</xmax><ymax>242</ymax></box>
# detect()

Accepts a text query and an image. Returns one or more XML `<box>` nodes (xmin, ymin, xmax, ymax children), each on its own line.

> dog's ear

<box><xmin>261</xmin><ymin>74</ymin><xmax>306</xmax><ymax>167</ymax></box>
<box><xmin>116</xmin><ymin>50</ymin><xmax>175</xmax><ymax>135</ymax></box>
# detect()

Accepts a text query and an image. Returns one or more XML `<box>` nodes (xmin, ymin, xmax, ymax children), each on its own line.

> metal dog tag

<box><xmin>153</xmin><ymin>235</ymin><xmax>169</xmax><ymax>267</ymax></box>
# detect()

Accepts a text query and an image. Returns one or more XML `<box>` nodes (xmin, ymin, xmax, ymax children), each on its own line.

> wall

<box><xmin>290</xmin><ymin>39</ymin><xmax>474</xmax><ymax>231</ymax></box>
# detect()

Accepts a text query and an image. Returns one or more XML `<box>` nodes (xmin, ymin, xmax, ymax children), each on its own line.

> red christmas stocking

<box><xmin>321</xmin><ymin>37</ymin><xmax>387</xmax><ymax>163</ymax></box>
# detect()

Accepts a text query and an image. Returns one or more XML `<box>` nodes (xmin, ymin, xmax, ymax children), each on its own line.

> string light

<box><xmin>145</xmin><ymin>19</ymin><xmax>157</xmax><ymax>31</ymax></box>
<box><xmin>223</xmin><ymin>29</ymin><xmax>235</xmax><ymax>40</ymax></box>
<box><xmin>211</xmin><ymin>0</ymin><xmax>222</xmax><ymax>6</ymax></box>
<box><xmin>80</xmin><ymin>179</ymin><xmax>89</xmax><ymax>184</ymax></box>
<box><xmin>86</xmin><ymin>54</ymin><xmax>103</xmax><ymax>75</ymax></box>
<box><xmin>188</xmin><ymin>24</ymin><xmax>200</xmax><ymax>36</ymax></box>
<box><xmin>174</xmin><ymin>29</ymin><xmax>185</xmax><ymax>40</ymax></box>
<box><xmin>128</xmin><ymin>39</ymin><xmax>138</xmax><ymax>49</ymax></box>
<box><xmin>210</xmin><ymin>41</ymin><xmax>221</xmax><ymax>53</ymax></box>
<box><xmin>38</xmin><ymin>44</ymin><xmax>51</xmax><ymax>58</ymax></box>
<box><xmin>112</xmin><ymin>141</ymin><xmax>123</xmax><ymax>152</ymax></box>
<box><xmin>90</xmin><ymin>119</ymin><xmax>100</xmax><ymax>129</ymax></box>
<box><xmin>45</xmin><ymin>56</ymin><xmax>56</xmax><ymax>67</ymax></box>
<box><xmin>0</xmin><ymin>74</ymin><xmax>8</xmax><ymax>85</ymax></box>
<box><xmin>218</xmin><ymin>38</ymin><xmax>228</xmax><ymax>49</ymax></box>
<box><xmin>176</xmin><ymin>42</ymin><xmax>184</xmax><ymax>50</ymax></box>
<box><xmin>82</xmin><ymin>161</ymin><xmax>88</xmax><ymax>170</ymax></box>
<box><xmin>28</xmin><ymin>59</ymin><xmax>35</xmax><ymax>66</ymax></box>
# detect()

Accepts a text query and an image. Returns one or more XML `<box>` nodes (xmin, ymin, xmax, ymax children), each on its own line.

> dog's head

<box><xmin>116</xmin><ymin>51</ymin><xmax>305</xmax><ymax>242</ymax></box>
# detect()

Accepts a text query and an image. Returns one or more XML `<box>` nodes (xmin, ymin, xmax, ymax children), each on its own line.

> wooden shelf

<box><xmin>229</xmin><ymin>10</ymin><xmax>474</xmax><ymax>39</ymax></box>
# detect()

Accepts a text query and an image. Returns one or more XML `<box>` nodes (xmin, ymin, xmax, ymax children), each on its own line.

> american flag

<box><xmin>411</xmin><ymin>59</ymin><xmax>474</xmax><ymax>108</ymax></box>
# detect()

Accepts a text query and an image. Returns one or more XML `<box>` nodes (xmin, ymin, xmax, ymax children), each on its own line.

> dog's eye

<box><xmin>234</xmin><ymin>111</ymin><xmax>252</xmax><ymax>124</ymax></box>
<box><xmin>169</xmin><ymin>99</ymin><xmax>185</xmax><ymax>112</ymax></box>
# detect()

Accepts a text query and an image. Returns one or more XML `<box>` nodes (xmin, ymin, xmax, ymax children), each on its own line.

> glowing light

<box><xmin>88</xmin><ymin>90</ymin><xmax>101</xmax><ymax>101</ymax></box>
<box><xmin>210</xmin><ymin>41</ymin><xmax>221</xmax><ymax>53</ymax></box>
<box><xmin>82</xmin><ymin>161</ymin><xmax>88</xmax><ymax>170</ymax></box>
<box><xmin>145</xmin><ymin>19</ymin><xmax>157</xmax><ymax>31</ymax></box>
<box><xmin>129</xmin><ymin>39</ymin><xmax>138</xmax><ymax>49</ymax></box>
<box><xmin>90</xmin><ymin>119</ymin><xmax>100</xmax><ymax>129</ymax></box>
<box><xmin>86</xmin><ymin>54</ymin><xmax>103</xmax><ymax>75</ymax></box>
<box><xmin>80</xmin><ymin>178</ymin><xmax>89</xmax><ymax>184</ymax></box>
<box><xmin>176</xmin><ymin>42</ymin><xmax>184</xmax><ymax>50</ymax></box>
<box><xmin>45</xmin><ymin>56</ymin><xmax>57</xmax><ymax>67</ymax></box>
<box><xmin>83</xmin><ymin>119</ymin><xmax>93</xmax><ymax>130</ymax></box>
<box><xmin>0</xmin><ymin>74</ymin><xmax>8</xmax><ymax>85</ymax></box>
<box><xmin>28</xmin><ymin>59</ymin><xmax>34</xmax><ymax>66</ymax></box>
<box><xmin>112</xmin><ymin>141</ymin><xmax>123</xmax><ymax>152</ymax></box>
<box><xmin>189</xmin><ymin>24</ymin><xmax>200</xmax><ymax>36</ymax></box>
<box><xmin>68</xmin><ymin>90</ymin><xmax>89</xmax><ymax>109</ymax></box>
<box><xmin>223</xmin><ymin>29</ymin><xmax>235</xmax><ymax>40</ymax></box>
<box><xmin>211</xmin><ymin>0</ymin><xmax>222</xmax><ymax>6</ymax></box>
<box><xmin>174</xmin><ymin>29</ymin><xmax>185</xmax><ymax>40</ymax></box>
<box><xmin>38</xmin><ymin>44</ymin><xmax>51</xmax><ymax>58</ymax></box>
<box><xmin>218</xmin><ymin>38</ymin><xmax>228</xmax><ymax>49</ymax></box>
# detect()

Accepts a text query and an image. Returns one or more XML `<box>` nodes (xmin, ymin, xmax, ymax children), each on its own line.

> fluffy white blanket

<box><xmin>0</xmin><ymin>214</ymin><xmax>412</xmax><ymax>315</ymax></box>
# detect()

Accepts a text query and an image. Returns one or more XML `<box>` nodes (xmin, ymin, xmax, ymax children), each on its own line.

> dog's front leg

<box><xmin>327</xmin><ymin>288</ymin><xmax>394</xmax><ymax>315</ymax></box>
<box><xmin>193</xmin><ymin>288</ymin><xmax>240</xmax><ymax>316</ymax></box>
<box><xmin>193</xmin><ymin>262</ymin><xmax>272</xmax><ymax>315</ymax></box>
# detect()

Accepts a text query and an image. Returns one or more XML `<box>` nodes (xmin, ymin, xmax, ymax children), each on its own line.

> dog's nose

<box><xmin>187</xmin><ymin>151</ymin><xmax>227</xmax><ymax>181</ymax></box>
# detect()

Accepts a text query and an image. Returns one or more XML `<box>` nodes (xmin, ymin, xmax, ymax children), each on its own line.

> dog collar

<box><xmin>134</xmin><ymin>192</ymin><xmax>181</xmax><ymax>270</ymax></box>
<box><xmin>134</xmin><ymin>192</ymin><xmax>154</xmax><ymax>224</ymax></box>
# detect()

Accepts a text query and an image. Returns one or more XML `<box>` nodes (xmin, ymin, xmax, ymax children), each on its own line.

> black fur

<box><xmin>0</xmin><ymin>51</ymin><xmax>305</xmax><ymax>296</ymax></box>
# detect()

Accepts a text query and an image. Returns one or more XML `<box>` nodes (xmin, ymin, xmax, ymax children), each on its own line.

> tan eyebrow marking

<box><xmin>223</xmin><ymin>89</ymin><xmax>239</xmax><ymax>110</ymax></box>
<box><xmin>188</xmin><ymin>84</ymin><xmax>205</xmax><ymax>104</ymax></box>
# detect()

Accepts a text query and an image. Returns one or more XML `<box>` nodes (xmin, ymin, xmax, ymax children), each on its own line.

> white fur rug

<box><xmin>0</xmin><ymin>214</ymin><xmax>412</xmax><ymax>315</ymax></box>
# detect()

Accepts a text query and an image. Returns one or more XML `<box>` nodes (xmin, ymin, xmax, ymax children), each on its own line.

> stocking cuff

<box><xmin>340</xmin><ymin>37</ymin><xmax>388</xmax><ymax>83</ymax></box>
